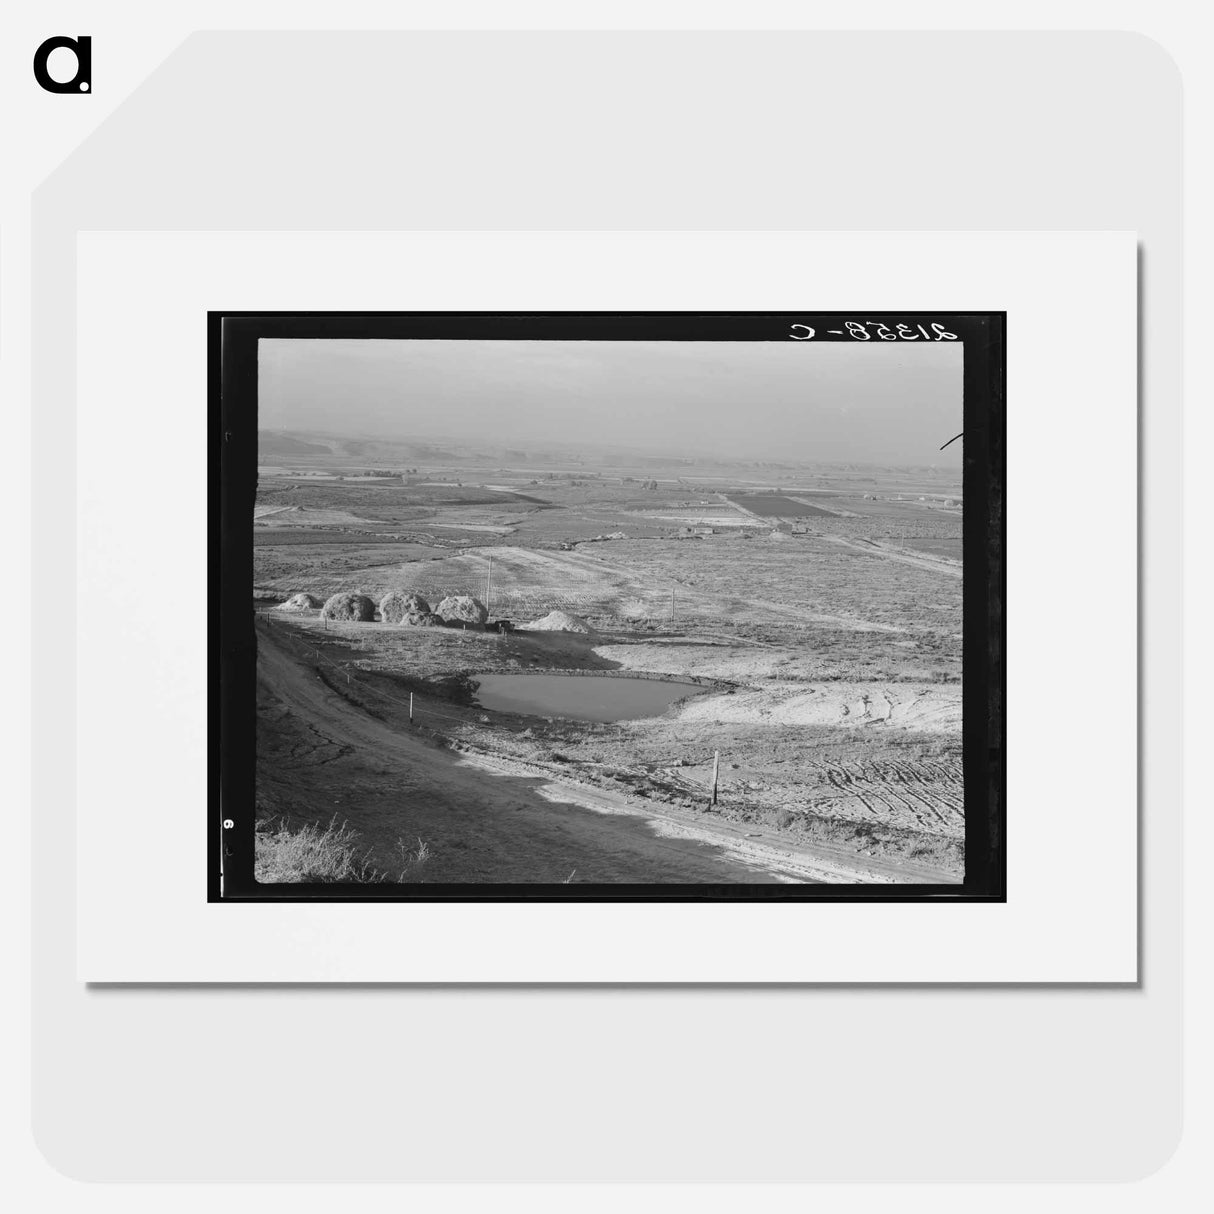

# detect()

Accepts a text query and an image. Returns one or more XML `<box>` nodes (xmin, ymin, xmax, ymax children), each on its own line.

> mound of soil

<box><xmin>435</xmin><ymin>594</ymin><xmax>488</xmax><ymax>627</ymax></box>
<box><xmin>521</xmin><ymin>609</ymin><xmax>599</xmax><ymax>639</ymax></box>
<box><xmin>321</xmin><ymin>592</ymin><xmax>376</xmax><ymax>622</ymax></box>
<box><xmin>280</xmin><ymin>592</ymin><xmax>320</xmax><ymax>610</ymax></box>
<box><xmin>379</xmin><ymin>590</ymin><xmax>434</xmax><ymax>626</ymax></box>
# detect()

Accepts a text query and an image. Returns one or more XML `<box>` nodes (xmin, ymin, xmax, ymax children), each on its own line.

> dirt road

<box><xmin>818</xmin><ymin>533</ymin><xmax>963</xmax><ymax>579</ymax></box>
<box><xmin>256</xmin><ymin>622</ymin><xmax>928</xmax><ymax>884</ymax></box>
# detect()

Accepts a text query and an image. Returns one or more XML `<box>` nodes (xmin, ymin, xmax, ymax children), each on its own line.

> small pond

<box><xmin>472</xmin><ymin>673</ymin><xmax>704</xmax><ymax>722</ymax></box>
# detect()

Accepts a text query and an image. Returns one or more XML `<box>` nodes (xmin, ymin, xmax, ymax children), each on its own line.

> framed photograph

<box><xmin>213</xmin><ymin>310</ymin><xmax>1005</xmax><ymax>901</ymax></box>
<box><xmin>73</xmin><ymin>230</ymin><xmax>1132</xmax><ymax>981</ymax></box>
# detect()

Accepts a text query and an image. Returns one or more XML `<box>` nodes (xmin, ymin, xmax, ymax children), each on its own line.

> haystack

<box><xmin>522</xmin><ymin>609</ymin><xmax>598</xmax><ymax>639</ymax></box>
<box><xmin>379</xmin><ymin>590</ymin><xmax>434</xmax><ymax>626</ymax></box>
<box><xmin>280</xmin><ymin>592</ymin><xmax>320</xmax><ymax>611</ymax></box>
<box><xmin>435</xmin><ymin>594</ymin><xmax>489</xmax><ymax>627</ymax></box>
<box><xmin>321</xmin><ymin>592</ymin><xmax>376</xmax><ymax>622</ymax></box>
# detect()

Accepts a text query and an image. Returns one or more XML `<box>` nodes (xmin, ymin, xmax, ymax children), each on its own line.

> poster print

<box><xmin>213</xmin><ymin>312</ymin><xmax>1004</xmax><ymax>900</ymax></box>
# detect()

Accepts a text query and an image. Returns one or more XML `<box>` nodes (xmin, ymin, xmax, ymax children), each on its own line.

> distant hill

<box><xmin>258</xmin><ymin>431</ymin><xmax>333</xmax><ymax>455</ymax></box>
<box><xmin>340</xmin><ymin>438</ymin><xmax>458</xmax><ymax>461</ymax></box>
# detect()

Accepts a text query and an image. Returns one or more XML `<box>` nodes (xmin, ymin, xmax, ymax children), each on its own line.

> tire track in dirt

<box><xmin>813</xmin><ymin>756</ymin><xmax>963</xmax><ymax>837</ymax></box>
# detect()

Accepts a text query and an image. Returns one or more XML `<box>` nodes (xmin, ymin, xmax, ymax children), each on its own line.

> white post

<box><xmin>711</xmin><ymin>750</ymin><xmax>720</xmax><ymax>806</ymax></box>
<box><xmin>486</xmin><ymin>555</ymin><xmax>493</xmax><ymax>616</ymax></box>
<box><xmin>409</xmin><ymin>692</ymin><xmax>414</xmax><ymax>725</ymax></box>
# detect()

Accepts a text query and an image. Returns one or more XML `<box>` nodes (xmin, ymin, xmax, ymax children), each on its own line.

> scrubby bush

<box><xmin>321</xmin><ymin>592</ymin><xmax>376</xmax><ymax>622</ymax></box>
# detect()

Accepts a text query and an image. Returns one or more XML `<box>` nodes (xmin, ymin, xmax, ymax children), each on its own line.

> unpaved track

<box><xmin>257</xmin><ymin>622</ymin><xmax>930</xmax><ymax>884</ymax></box>
<box><xmin>818</xmin><ymin>533</ymin><xmax>962</xmax><ymax>578</ymax></box>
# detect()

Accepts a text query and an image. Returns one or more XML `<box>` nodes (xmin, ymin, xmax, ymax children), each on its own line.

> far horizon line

<box><xmin>257</xmin><ymin>425</ymin><xmax>963</xmax><ymax>469</ymax></box>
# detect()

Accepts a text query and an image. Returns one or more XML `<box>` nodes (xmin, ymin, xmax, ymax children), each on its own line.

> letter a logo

<box><xmin>33</xmin><ymin>36</ymin><xmax>92</xmax><ymax>93</ymax></box>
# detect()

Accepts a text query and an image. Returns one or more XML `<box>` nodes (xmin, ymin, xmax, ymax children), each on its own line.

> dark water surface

<box><xmin>727</xmin><ymin>494</ymin><xmax>835</xmax><ymax>517</ymax></box>
<box><xmin>472</xmin><ymin>673</ymin><xmax>704</xmax><ymax>722</ymax></box>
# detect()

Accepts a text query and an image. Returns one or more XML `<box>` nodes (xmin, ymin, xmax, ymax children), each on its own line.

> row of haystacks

<box><xmin>279</xmin><ymin>589</ymin><xmax>491</xmax><ymax>628</ymax></box>
<box><xmin>278</xmin><ymin>590</ymin><xmax>596</xmax><ymax>639</ymax></box>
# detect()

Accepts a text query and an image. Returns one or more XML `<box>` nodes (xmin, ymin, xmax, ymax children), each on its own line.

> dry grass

<box><xmin>254</xmin><ymin>815</ymin><xmax>383</xmax><ymax>883</ymax></box>
<box><xmin>255</xmin><ymin>815</ymin><xmax>436</xmax><ymax>884</ymax></box>
<box><xmin>394</xmin><ymin>836</ymin><xmax>433</xmax><ymax>882</ymax></box>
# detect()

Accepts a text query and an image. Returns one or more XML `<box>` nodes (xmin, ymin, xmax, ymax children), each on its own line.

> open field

<box><xmin>253</xmin><ymin>446</ymin><xmax>963</xmax><ymax>883</ymax></box>
<box><xmin>728</xmin><ymin>493</ymin><xmax>838</xmax><ymax>518</ymax></box>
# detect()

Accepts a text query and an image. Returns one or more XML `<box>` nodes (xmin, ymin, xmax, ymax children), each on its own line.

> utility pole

<box><xmin>711</xmin><ymin>750</ymin><xmax>720</xmax><ymax>806</ymax></box>
<box><xmin>486</xmin><ymin>554</ymin><xmax>493</xmax><ymax>616</ymax></box>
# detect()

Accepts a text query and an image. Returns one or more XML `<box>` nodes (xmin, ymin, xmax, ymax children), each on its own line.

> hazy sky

<box><xmin>259</xmin><ymin>338</ymin><xmax>963</xmax><ymax>464</ymax></box>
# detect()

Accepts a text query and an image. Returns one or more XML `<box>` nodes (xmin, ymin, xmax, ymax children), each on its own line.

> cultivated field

<box><xmin>253</xmin><ymin>441</ymin><xmax>964</xmax><ymax>884</ymax></box>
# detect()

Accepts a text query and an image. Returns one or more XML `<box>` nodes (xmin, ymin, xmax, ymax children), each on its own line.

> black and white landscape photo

<box><xmin>233</xmin><ymin>317</ymin><xmax>985</xmax><ymax>893</ymax></box>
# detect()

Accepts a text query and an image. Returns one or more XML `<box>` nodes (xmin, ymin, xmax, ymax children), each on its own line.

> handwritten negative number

<box><xmin>838</xmin><ymin>320</ymin><xmax>957</xmax><ymax>341</ymax></box>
